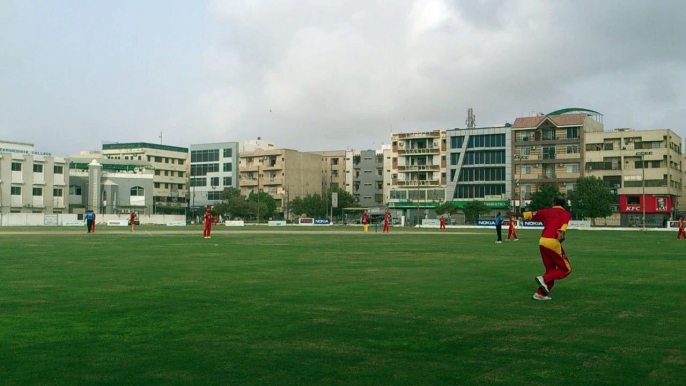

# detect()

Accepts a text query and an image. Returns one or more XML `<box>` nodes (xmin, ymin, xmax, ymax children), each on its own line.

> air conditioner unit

<box><xmin>433</xmin><ymin>141</ymin><xmax>438</xmax><ymax>147</ymax></box>
<box><xmin>614</xmin><ymin>184</ymin><xmax>621</xmax><ymax>188</ymax></box>
<box><xmin>531</xmin><ymin>146</ymin><xmax>536</xmax><ymax>150</ymax></box>
<box><xmin>398</xmin><ymin>142</ymin><xmax>405</xmax><ymax>148</ymax></box>
<box><xmin>560</xmin><ymin>182</ymin><xmax>567</xmax><ymax>187</ymax></box>
<box><xmin>535</xmin><ymin>164</ymin><xmax>541</xmax><ymax>168</ymax></box>
<box><xmin>558</xmin><ymin>163</ymin><xmax>564</xmax><ymax>167</ymax></box>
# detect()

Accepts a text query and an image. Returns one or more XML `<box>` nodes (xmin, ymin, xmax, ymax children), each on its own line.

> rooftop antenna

<box><xmin>159</xmin><ymin>131</ymin><xmax>163</xmax><ymax>144</ymax></box>
<box><xmin>466</xmin><ymin>108</ymin><xmax>476</xmax><ymax>129</ymax></box>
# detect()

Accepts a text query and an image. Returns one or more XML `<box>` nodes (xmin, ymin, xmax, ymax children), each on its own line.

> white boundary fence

<box><xmin>0</xmin><ymin>213</ymin><xmax>185</xmax><ymax>226</ymax></box>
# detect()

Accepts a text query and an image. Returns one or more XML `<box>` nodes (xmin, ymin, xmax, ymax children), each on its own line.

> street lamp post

<box><xmin>636</xmin><ymin>151</ymin><xmax>652</xmax><ymax>230</ymax></box>
<box><xmin>257</xmin><ymin>164</ymin><xmax>261</xmax><ymax>224</ymax></box>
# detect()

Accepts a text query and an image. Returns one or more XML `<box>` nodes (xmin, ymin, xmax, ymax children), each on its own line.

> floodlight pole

<box><xmin>636</xmin><ymin>151</ymin><xmax>652</xmax><ymax>230</ymax></box>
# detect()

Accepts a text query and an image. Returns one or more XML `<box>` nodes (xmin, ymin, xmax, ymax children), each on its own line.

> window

<box><xmin>154</xmin><ymin>182</ymin><xmax>161</xmax><ymax>188</ymax></box>
<box><xmin>450</xmin><ymin>153</ymin><xmax>460</xmax><ymax>165</ymax></box>
<box><xmin>190</xmin><ymin>178</ymin><xmax>207</xmax><ymax>187</ymax></box>
<box><xmin>53</xmin><ymin>188</ymin><xmax>63</xmax><ymax>196</ymax></box>
<box><xmin>522</xmin><ymin>166</ymin><xmax>532</xmax><ymax>175</ymax></box>
<box><xmin>223</xmin><ymin>177</ymin><xmax>232</xmax><ymax>186</ymax></box>
<box><xmin>566</xmin><ymin>145</ymin><xmax>579</xmax><ymax>154</ymax></box>
<box><xmin>54</xmin><ymin>165</ymin><xmax>64</xmax><ymax>174</ymax></box>
<box><xmin>191</xmin><ymin>149</ymin><xmax>219</xmax><ymax>163</ymax></box>
<box><xmin>11</xmin><ymin>186</ymin><xmax>21</xmax><ymax>195</ymax></box>
<box><xmin>331</xmin><ymin>158</ymin><xmax>339</xmax><ymax>165</ymax></box>
<box><xmin>11</xmin><ymin>162</ymin><xmax>21</xmax><ymax>172</ymax></box>
<box><xmin>178</xmin><ymin>159</ymin><xmax>184</xmax><ymax>165</ymax></box>
<box><xmin>178</xmin><ymin>184</ymin><xmax>183</xmax><ymax>189</ymax></box>
<box><xmin>627</xmin><ymin>196</ymin><xmax>640</xmax><ymax>205</ymax></box>
<box><xmin>190</xmin><ymin>163</ymin><xmax>219</xmax><ymax>176</ymax></box>
<box><xmin>451</xmin><ymin>136</ymin><xmax>465</xmax><ymax>149</ymax></box>
<box><xmin>130</xmin><ymin>186</ymin><xmax>145</xmax><ymax>196</ymax></box>
<box><xmin>165</xmin><ymin>183</ymin><xmax>169</xmax><ymax>189</ymax></box>
<box><xmin>33</xmin><ymin>164</ymin><xmax>43</xmax><ymax>173</ymax></box>
<box><xmin>165</xmin><ymin>158</ymin><xmax>169</xmax><ymax>164</ymax></box>
<box><xmin>208</xmin><ymin>191</ymin><xmax>222</xmax><ymax>200</ymax></box>
<box><xmin>69</xmin><ymin>185</ymin><xmax>82</xmax><ymax>195</ymax></box>
<box><xmin>223</xmin><ymin>163</ymin><xmax>232</xmax><ymax>172</ymax></box>
<box><xmin>178</xmin><ymin>171</ymin><xmax>184</xmax><ymax>177</ymax></box>
<box><xmin>520</xmin><ymin>147</ymin><xmax>531</xmax><ymax>156</ymax></box>
<box><xmin>567</xmin><ymin>127</ymin><xmax>579</xmax><ymax>139</ymax></box>
<box><xmin>223</xmin><ymin>148</ymin><xmax>233</xmax><ymax>158</ymax></box>
<box><xmin>155</xmin><ymin>170</ymin><xmax>161</xmax><ymax>175</ymax></box>
<box><xmin>32</xmin><ymin>187</ymin><xmax>43</xmax><ymax>196</ymax></box>
<box><xmin>567</xmin><ymin>164</ymin><xmax>579</xmax><ymax>173</ymax></box>
<box><xmin>210</xmin><ymin>177</ymin><xmax>219</xmax><ymax>187</ymax></box>
<box><xmin>164</xmin><ymin>171</ymin><xmax>169</xmax><ymax>176</ymax></box>
<box><xmin>155</xmin><ymin>157</ymin><xmax>162</xmax><ymax>162</ymax></box>
<box><xmin>542</xmin><ymin>146</ymin><xmax>556</xmax><ymax>160</ymax></box>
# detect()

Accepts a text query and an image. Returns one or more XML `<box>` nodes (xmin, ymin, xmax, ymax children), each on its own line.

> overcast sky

<box><xmin>2</xmin><ymin>0</ymin><xmax>686</xmax><ymax>156</ymax></box>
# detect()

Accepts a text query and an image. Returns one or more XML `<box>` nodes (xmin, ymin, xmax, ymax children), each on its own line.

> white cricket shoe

<box><xmin>532</xmin><ymin>293</ymin><xmax>552</xmax><ymax>301</ymax></box>
<box><xmin>514</xmin><ymin>239</ymin><xmax>519</xmax><ymax>241</ymax></box>
<box><xmin>536</xmin><ymin>276</ymin><xmax>550</xmax><ymax>295</ymax></box>
<box><xmin>496</xmin><ymin>241</ymin><xmax>502</xmax><ymax>244</ymax></box>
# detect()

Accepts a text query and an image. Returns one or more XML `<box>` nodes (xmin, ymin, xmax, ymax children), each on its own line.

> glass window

<box><xmin>33</xmin><ymin>164</ymin><xmax>44</xmax><ymax>173</ymax></box>
<box><xmin>223</xmin><ymin>148</ymin><xmax>233</xmax><ymax>158</ymax></box>
<box><xmin>54</xmin><ymin>165</ymin><xmax>64</xmax><ymax>174</ymax></box>
<box><xmin>567</xmin><ymin>164</ymin><xmax>579</xmax><ymax>173</ymax></box>
<box><xmin>53</xmin><ymin>188</ymin><xmax>63</xmax><ymax>196</ymax></box>
<box><xmin>11</xmin><ymin>162</ymin><xmax>21</xmax><ymax>171</ymax></box>
<box><xmin>223</xmin><ymin>177</ymin><xmax>232</xmax><ymax>186</ymax></box>
<box><xmin>32</xmin><ymin>187</ymin><xmax>43</xmax><ymax>196</ymax></box>
<box><xmin>130</xmin><ymin>186</ymin><xmax>145</xmax><ymax>196</ymax></box>
<box><xmin>210</xmin><ymin>177</ymin><xmax>219</xmax><ymax>187</ymax></box>
<box><xmin>154</xmin><ymin>182</ymin><xmax>160</xmax><ymax>188</ymax></box>
<box><xmin>223</xmin><ymin>163</ymin><xmax>232</xmax><ymax>172</ymax></box>
<box><xmin>11</xmin><ymin>186</ymin><xmax>21</xmax><ymax>195</ymax></box>
<box><xmin>69</xmin><ymin>185</ymin><xmax>82</xmax><ymax>195</ymax></box>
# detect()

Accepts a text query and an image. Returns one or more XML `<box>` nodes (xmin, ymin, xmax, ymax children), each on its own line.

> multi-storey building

<box><xmin>68</xmin><ymin>156</ymin><xmax>154</xmax><ymax>215</ymax></box>
<box><xmin>189</xmin><ymin>142</ymin><xmax>239</xmax><ymax>207</ymax></box>
<box><xmin>240</xmin><ymin>139</ymin><xmax>276</xmax><ymax>153</ymax></box>
<box><xmin>0</xmin><ymin>141</ymin><xmax>68</xmax><ymax>215</ymax></box>
<box><xmin>102</xmin><ymin>142</ymin><xmax>189</xmax><ymax>209</ymax></box>
<box><xmin>387</xmin><ymin>130</ymin><xmax>448</xmax><ymax>222</ymax></box>
<box><xmin>312</xmin><ymin>150</ymin><xmax>347</xmax><ymax>191</ymax></box>
<box><xmin>511</xmin><ymin>109</ymin><xmax>604</xmax><ymax>210</ymax></box>
<box><xmin>446</xmin><ymin>125</ymin><xmax>512</xmax><ymax>210</ymax></box>
<box><xmin>238</xmin><ymin>149</ymin><xmax>323</xmax><ymax>216</ymax></box>
<box><xmin>344</xmin><ymin>149</ymin><xmax>385</xmax><ymax>209</ymax></box>
<box><xmin>585</xmin><ymin>128</ymin><xmax>682</xmax><ymax>226</ymax></box>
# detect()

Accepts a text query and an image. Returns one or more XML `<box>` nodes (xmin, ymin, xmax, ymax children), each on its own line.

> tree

<box><xmin>528</xmin><ymin>184</ymin><xmax>563</xmax><ymax>211</ymax></box>
<box><xmin>462</xmin><ymin>201</ymin><xmax>491</xmax><ymax>224</ymax></box>
<box><xmin>331</xmin><ymin>188</ymin><xmax>359</xmax><ymax>217</ymax></box>
<box><xmin>289</xmin><ymin>193</ymin><xmax>327</xmax><ymax>218</ymax></box>
<box><xmin>214</xmin><ymin>187</ymin><xmax>249</xmax><ymax>220</ymax></box>
<box><xmin>247</xmin><ymin>191</ymin><xmax>278</xmax><ymax>222</ymax></box>
<box><xmin>435</xmin><ymin>202</ymin><xmax>459</xmax><ymax>216</ymax></box>
<box><xmin>569</xmin><ymin>176</ymin><xmax>614</xmax><ymax>225</ymax></box>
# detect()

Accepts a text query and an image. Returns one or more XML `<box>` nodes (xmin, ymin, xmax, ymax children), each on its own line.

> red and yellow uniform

<box><xmin>507</xmin><ymin>215</ymin><xmax>518</xmax><ymax>241</ymax></box>
<box><xmin>383</xmin><ymin>213</ymin><xmax>390</xmax><ymax>233</ymax></box>
<box><xmin>439</xmin><ymin>216</ymin><xmax>446</xmax><ymax>230</ymax></box>
<box><xmin>678</xmin><ymin>217</ymin><xmax>685</xmax><ymax>240</ymax></box>
<box><xmin>362</xmin><ymin>213</ymin><xmax>369</xmax><ymax>233</ymax></box>
<box><xmin>203</xmin><ymin>211</ymin><xmax>213</xmax><ymax>238</ymax></box>
<box><xmin>129</xmin><ymin>212</ymin><xmax>136</xmax><ymax>232</ymax></box>
<box><xmin>524</xmin><ymin>206</ymin><xmax>572</xmax><ymax>296</ymax></box>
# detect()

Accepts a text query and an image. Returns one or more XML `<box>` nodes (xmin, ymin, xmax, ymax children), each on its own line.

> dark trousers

<box><xmin>87</xmin><ymin>219</ymin><xmax>94</xmax><ymax>233</ymax></box>
<box><xmin>496</xmin><ymin>225</ymin><xmax>502</xmax><ymax>241</ymax></box>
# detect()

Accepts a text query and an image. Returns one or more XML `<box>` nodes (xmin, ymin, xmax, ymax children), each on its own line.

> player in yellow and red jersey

<box><xmin>511</xmin><ymin>196</ymin><xmax>572</xmax><ymax>301</ymax></box>
<box><xmin>677</xmin><ymin>215</ymin><xmax>686</xmax><ymax>240</ymax></box>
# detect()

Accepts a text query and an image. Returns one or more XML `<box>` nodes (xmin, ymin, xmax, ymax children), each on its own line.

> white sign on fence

<box><xmin>107</xmin><ymin>220</ymin><xmax>129</xmax><ymax>226</ymax></box>
<box><xmin>63</xmin><ymin>220</ymin><xmax>85</xmax><ymax>226</ymax></box>
<box><xmin>165</xmin><ymin>221</ymin><xmax>186</xmax><ymax>226</ymax></box>
<box><xmin>268</xmin><ymin>221</ymin><xmax>287</xmax><ymax>226</ymax></box>
<box><xmin>225</xmin><ymin>221</ymin><xmax>245</xmax><ymax>227</ymax></box>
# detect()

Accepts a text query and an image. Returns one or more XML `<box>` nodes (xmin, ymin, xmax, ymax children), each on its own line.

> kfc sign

<box><xmin>620</xmin><ymin>195</ymin><xmax>673</xmax><ymax>213</ymax></box>
<box><xmin>625</xmin><ymin>205</ymin><xmax>641</xmax><ymax>212</ymax></box>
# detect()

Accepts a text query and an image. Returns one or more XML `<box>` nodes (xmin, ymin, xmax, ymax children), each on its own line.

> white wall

<box><xmin>0</xmin><ymin>213</ymin><xmax>184</xmax><ymax>226</ymax></box>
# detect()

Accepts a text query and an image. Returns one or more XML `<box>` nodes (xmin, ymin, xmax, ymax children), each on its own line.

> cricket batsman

<box><xmin>511</xmin><ymin>196</ymin><xmax>571</xmax><ymax>301</ymax></box>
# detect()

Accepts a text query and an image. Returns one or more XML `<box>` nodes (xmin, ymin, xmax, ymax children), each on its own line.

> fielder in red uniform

<box><xmin>383</xmin><ymin>211</ymin><xmax>390</xmax><ymax>233</ymax></box>
<box><xmin>129</xmin><ymin>212</ymin><xmax>136</xmax><ymax>232</ymax></box>
<box><xmin>362</xmin><ymin>211</ymin><xmax>369</xmax><ymax>233</ymax></box>
<box><xmin>203</xmin><ymin>209</ymin><xmax>213</xmax><ymax>239</ymax></box>
<box><xmin>214</xmin><ymin>215</ymin><xmax>218</xmax><ymax>226</ymax></box>
<box><xmin>439</xmin><ymin>216</ymin><xmax>446</xmax><ymax>230</ymax></box>
<box><xmin>512</xmin><ymin>196</ymin><xmax>571</xmax><ymax>301</ymax></box>
<box><xmin>91</xmin><ymin>211</ymin><xmax>96</xmax><ymax>233</ymax></box>
<box><xmin>507</xmin><ymin>215</ymin><xmax>518</xmax><ymax>241</ymax></box>
<box><xmin>677</xmin><ymin>216</ymin><xmax>686</xmax><ymax>240</ymax></box>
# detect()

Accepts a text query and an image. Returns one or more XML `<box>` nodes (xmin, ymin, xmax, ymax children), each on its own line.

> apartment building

<box><xmin>238</xmin><ymin>149</ymin><xmax>323</xmax><ymax>215</ymax></box>
<box><xmin>189</xmin><ymin>142</ymin><xmax>239</xmax><ymax>207</ymax></box>
<box><xmin>511</xmin><ymin>109</ymin><xmax>604</xmax><ymax>210</ymax></box>
<box><xmin>387</xmin><ymin>130</ymin><xmax>448</xmax><ymax>221</ymax></box>
<box><xmin>0</xmin><ymin>141</ymin><xmax>68</xmax><ymax>215</ymax></box>
<box><xmin>585</xmin><ymin>128</ymin><xmax>682</xmax><ymax>226</ymax></box>
<box><xmin>68</xmin><ymin>157</ymin><xmax>154</xmax><ymax>215</ymax></box>
<box><xmin>312</xmin><ymin>150</ymin><xmax>347</xmax><ymax>191</ymax></box>
<box><xmin>446</xmin><ymin>125</ymin><xmax>512</xmax><ymax>210</ymax></box>
<box><xmin>102</xmin><ymin>143</ymin><xmax>189</xmax><ymax>208</ymax></box>
<box><xmin>344</xmin><ymin>149</ymin><xmax>385</xmax><ymax>209</ymax></box>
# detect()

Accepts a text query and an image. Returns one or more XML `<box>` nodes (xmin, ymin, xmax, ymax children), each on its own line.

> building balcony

<box><xmin>397</xmin><ymin>131</ymin><xmax>441</xmax><ymax>139</ymax></box>
<box><xmin>240</xmin><ymin>179</ymin><xmax>258</xmax><ymax>186</ymax></box>
<box><xmin>396</xmin><ymin>180</ymin><xmax>441</xmax><ymax>186</ymax></box>
<box><xmin>240</xmin><ymin>165</ymin><xmax>260</xmax><ymax>172</ymax></box>
<box><xmin>262</xmin><ymin>164</ymin><xmax>283</xmax><ymax>171</ymax></box>
<box><xmin>397</xmin><ymin>147</ymin><xmax>440</xmax><ymax>155</ymax></box>
<box><xmin>263</xmin><ymin>178</ymin><xmax>283</xmax><ymax>185</ymax></box>
<box><xmin>397</xmin><ymin>164</ymin><xmax>440</xmax><ymax>171</ymax></box>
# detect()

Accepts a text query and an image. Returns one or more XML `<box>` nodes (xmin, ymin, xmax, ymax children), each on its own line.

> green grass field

<box><xmin>1</xmin><ymin>228</ymin><xmax>684</xmax><ymax>385</ymax></box>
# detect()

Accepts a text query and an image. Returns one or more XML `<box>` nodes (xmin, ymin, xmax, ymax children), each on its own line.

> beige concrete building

<box><xmin>102</xmin><ymin>142</ymin><xmax>189</xmax><ymax>209</ymax></box>
<box><xmin>585</xmin><ymin>128</ymin><xmax>682</xmax><ymax>226</ymax></box>
<box><xmin>311</xmin><ymin>150</ymin><xmax>347</xmax><ymax>192</ymax></box>
<box><xmin>387</xmin><ymin>130</ymin><xmax>448</xmax><ymax>222</ymax></box>
<box><xmin>0</xmin><ymin>141</ymin><xmax>68</xmax><ymax>215</ymax></box>
<box><xmin>343</xmin><ymin>149</ymin><xmax>385</xmax><ymax>209</ymax></box>
<box><xmin>238</xmin><ymin>149</ymin><xmax>323</xmax><ymax>214</ymax></box>
<box><xmin>511</xmin><ymin>109</ymin><xmax>604</xmax><ymax>209</ymax></box>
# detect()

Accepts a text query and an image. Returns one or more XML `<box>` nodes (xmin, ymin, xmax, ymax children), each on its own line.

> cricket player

<box><xmin>678</xmin><ymin>215</ymin><xmax>686</xmax><ymax>240</ymax></box>
<box><xmin>362</xmin><ymin>211</ymin><xmax>369</xmax><ymax>233</ymax></box>
<box><xmin>495</xmin><ymin>212</ymin><xmax>503</xmax><ymax>243</ymax></box>
<box><xmin>203</xmin><ymin>209</ymin><xmax>213</xmax><ymax>239</ymax></box>
<box><xmin>511</xmin><ymin>196</ymin><xmax>572</xmax><ymax>301</ymax></box>
<box><xmin>383</xmin><ymin>211</ymin><xmax>390</xmax><ymax>233</ymax></box>
<box><xmin>507</xmin><ymin>215</ymin><xmax>519</xmax><ymax>241</ymax></box>
<box><xmin>129</xmin><ymin>212</ymin><xmax>136</xmax><ymax>232</ymax></box>
<box><xmin>85</xmin><ymin>210</ymin><xmax>95</xmax><ymax>233</ymax></box>
<box><xmin>439</xmin><ymin>215</ymin><xmax>446</xmax><ymax>230</ymax></box>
